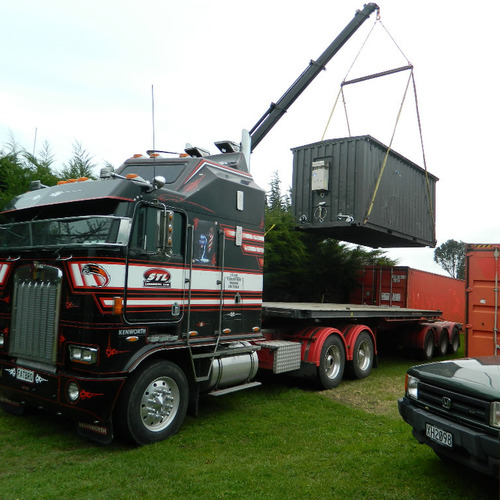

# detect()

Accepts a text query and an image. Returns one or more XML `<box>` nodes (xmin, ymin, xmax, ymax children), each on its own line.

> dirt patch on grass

<box><xmin>320</xmin><ymin>374</ymin><xmax>405</xmax><ymax>419</ymax></box>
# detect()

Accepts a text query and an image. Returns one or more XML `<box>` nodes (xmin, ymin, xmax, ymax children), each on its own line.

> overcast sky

<box><xmin>2</xmin><ymin>0</ymin><xmax>498</xmax><ymax>275</ymax></box>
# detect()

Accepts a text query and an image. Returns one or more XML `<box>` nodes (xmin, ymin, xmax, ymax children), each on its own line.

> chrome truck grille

<box><xmin>9</xmin><ymin>263</ymin><xmax>62</xmax><ymax>365</ymax></box>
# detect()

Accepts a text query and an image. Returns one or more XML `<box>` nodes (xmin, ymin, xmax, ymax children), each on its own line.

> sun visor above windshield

<box><xmin>1</xmin><ymin>178</ymin><xmax>139</xmax><ymax>215</ymax></box>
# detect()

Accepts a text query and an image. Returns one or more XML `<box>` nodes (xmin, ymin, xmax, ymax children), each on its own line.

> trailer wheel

<box><xmin>449</xmin><ymin>327</ymin><xmax>460</xmax><ymax>354</ymax></box>
<box><xmin>420</xmin><ymin>331</ymin><xmax>435</xmax><ymax>361</ymax></box>
<box><xmin>437</xmin><ymin>330</ymin><xmax>448</xmax><ymax>357</ymax></box>
<box><xmin>318</xmin><ymin>335</ymin><xmax>345</xmax><ymax>389</ymax></box>
<box><xmin>347</xmin><ymin>331</ymin><xmax>374</xmax><ymax>379</ymax></box>
<box><xmin>115</xmin><ymin>360</ymin><xmax>188</xmax><ymax>446</ymax></box>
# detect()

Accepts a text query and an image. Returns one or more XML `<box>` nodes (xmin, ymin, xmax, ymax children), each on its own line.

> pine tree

<box><xmin>61</xmin><ymin>141</ymin><xmax>97</xmax><ymax>180</ymax></box>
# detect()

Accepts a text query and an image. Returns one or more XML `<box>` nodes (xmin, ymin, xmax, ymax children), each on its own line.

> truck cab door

<box><xmin>124</xmin><ymin>202</ymin><xmax>187</xmax><ymax>324</ymax></box>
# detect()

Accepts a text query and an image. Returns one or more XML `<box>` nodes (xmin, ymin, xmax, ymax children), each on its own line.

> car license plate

<box><xmin>16</xmin><ymin>367</ymin><xmax>35</xmax><ymax>383</ymax></box>
<box><xmin>426</xmin><ymin>423</ymin><xmax>452</xmax><ymax>448</ymax></box>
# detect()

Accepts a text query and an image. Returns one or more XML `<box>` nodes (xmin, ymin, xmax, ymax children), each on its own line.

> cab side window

<box><xmin>130</xmin><ymin>204</ymin><xmax>184</xmax><ymax>257</ymax></box>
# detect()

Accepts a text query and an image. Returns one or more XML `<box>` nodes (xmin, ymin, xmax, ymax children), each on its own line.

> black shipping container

<box><xmin>291</xmin><ymin>135</ymin><xmax>438</xmax><ymax>248</ymax></box>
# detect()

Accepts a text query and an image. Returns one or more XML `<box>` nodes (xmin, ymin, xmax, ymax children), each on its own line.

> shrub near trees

<box><xmin>0</xmin><ymin>138</ymin><xmax>100</xmax><ymax>211</ymax></box>
<box><xmin>264</xmin><ymin>172</ymin><xmax>396</xmax><ymax>302</ymax></box>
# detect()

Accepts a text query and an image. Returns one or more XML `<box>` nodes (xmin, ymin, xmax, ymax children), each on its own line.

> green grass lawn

<box><xmin>0</xmin><ymin>338</ymin><xmax>498</xmax><ymax>499</ymax></box>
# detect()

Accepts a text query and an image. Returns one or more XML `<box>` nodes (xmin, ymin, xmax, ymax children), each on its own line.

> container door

<box><xmin>466</xmin><ymin>246</ymin><xmax>500</xmax><ymax>356</ymax></box>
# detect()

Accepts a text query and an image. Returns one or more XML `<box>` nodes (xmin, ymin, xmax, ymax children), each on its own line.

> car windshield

<box><xmin>0</xmin><ymin>216</ymin><xmax>130</xmax><ymax>249</ymax></box>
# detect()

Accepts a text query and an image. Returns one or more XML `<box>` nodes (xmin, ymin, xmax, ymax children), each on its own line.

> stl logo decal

<box><xmin>143</xmin><ymin>268</ymin><xmax>171</xmax><ymax>288</ymax></box>
<box><xmin>81</xmin><ymin>264</ymin><xmax>110</xmax><ymax>287</ymax></box>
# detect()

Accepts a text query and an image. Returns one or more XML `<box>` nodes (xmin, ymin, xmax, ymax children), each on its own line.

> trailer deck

<box><xmin>262</xmin><ymin>302</ymin><xmax>442</xmax><ymax>321</ymax></box>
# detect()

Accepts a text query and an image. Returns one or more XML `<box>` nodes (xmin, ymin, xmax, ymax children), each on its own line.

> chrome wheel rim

<box><xmin>357</xmin><ymin>339</ymin><xmax>372</xmax><ymax>372</ymax></box>
<box><xmin>140</xmin><ymin>376</ymin><xmax>180</xmax><ymax>432</ymax></box>
<box><xmin>324</xmin><ymin>344</ymin><xmax>341</xmax><ymax>380</ymax></box>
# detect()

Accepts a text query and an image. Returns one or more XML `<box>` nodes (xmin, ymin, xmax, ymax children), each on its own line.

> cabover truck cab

<box><xmin>0</xmin><ymin>149</ymin><xmax>269</xmax><ymax>444</ymax></box>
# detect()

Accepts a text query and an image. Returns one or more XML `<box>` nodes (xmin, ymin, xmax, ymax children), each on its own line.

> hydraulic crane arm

<box><xmin>248</xmin><ymin>3</ymin><xmax>379</xmax><ymax>152</ymax></box>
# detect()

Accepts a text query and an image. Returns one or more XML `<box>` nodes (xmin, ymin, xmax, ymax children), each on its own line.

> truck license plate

<box><xmin>16</xmin><ymin>367</ymin><xmax>35</xmax><ymax>383</ymax></box>
<box><xmin>426</xmin><ymin>423</ymin><xmax>452</xmax><ymax>448</ymax></box>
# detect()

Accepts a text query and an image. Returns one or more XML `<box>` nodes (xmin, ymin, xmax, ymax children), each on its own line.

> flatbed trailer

<box><xmin>263</xmin><ymin>302</ymin><xmax>442</xmax><ymax>321</ymax></box>
<box><xmin>259</xmin><ymin>302</ymin><xmax>456</xmax><ymax>378</ymax></box>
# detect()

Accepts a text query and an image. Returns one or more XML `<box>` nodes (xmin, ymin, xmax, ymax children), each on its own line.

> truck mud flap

<box><xmin>77</xmin><ymin>420</ymin><xmax>114</xmax><ymax>445</ymax></box>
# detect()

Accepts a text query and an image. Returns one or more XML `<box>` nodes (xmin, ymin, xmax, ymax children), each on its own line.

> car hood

<box><xmin>409</xmin><ymin>356</ymin><xmax>500</xmax><ymax>400</ymax></box>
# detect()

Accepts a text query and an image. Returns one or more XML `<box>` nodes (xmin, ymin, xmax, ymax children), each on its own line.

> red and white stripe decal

<box><xmin>242</xmin><ymin>244</ymin><xmax>264</xmax><ymax>256</ymax></box>
<box><xmin>223</xmin><ymin>227</ymin><xmax>264</xmax><ymax>244</ymax></box>
<box><xmin>100</xmin><ymin>296</ymin><xmax>262</xmax><ymax>310</ymax></box>
<box><xmin>222</xmin><ymin>226</ymin><xmax>264</xmax><ymax>257</ymax></box>
<box><xmin>68</xmin><ymin>261</ymin><xmax>262</xmax><ymax>312</ymax></box>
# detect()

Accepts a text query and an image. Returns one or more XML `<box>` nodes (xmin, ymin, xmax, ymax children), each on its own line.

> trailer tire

<box><xmin>115</xmin><ymin>360</ymin><xmax>188</xmax><ymax>446</ymax></box>
<box><xmin>437</xmin><ymin>330</ymin><xmax>448</xmax><ymax>357</ymax></box>
<box><xmin>449</xmin><ymin>327</ymin><xmax>460</xmax><ymax>354</ymax></box>
<box><xmin>420</xmin><ymin>331</ymin><xmax>435</xmax><ymax>360</ymax></box>
<box><xmin>347</xmin><ymin>331</ymin><xmax>374</xmax><ymax>379</ymax></box>
<box><xmin>318</xmin><ymin>335</ymin><xmax>345</xmax><ymax>389</ymax></box>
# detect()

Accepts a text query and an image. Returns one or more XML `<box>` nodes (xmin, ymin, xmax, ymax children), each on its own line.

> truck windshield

<box><xmin>0</xmin><ymin>216</ymin><xmax>130</xmax><ymax>249</ymax></box>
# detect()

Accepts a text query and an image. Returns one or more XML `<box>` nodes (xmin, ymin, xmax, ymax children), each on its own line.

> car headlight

<box><xmin>405</xmin><ymin>374</ymin><xmax>419</xmax><ymax>399</ymax></box>
<box><xmin>69</xmin><ymin>345</ymin><xmax>98</xmax><ymax>365</ymax></box>
<box><xmin>490</xmin><ymin>402</ymin><xmax>500</xmax><ymax>428</ymax></box>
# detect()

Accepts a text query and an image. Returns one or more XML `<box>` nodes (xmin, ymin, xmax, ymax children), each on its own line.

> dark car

<box><xmin>398</xmin><ymin>356</ymin><xmax>500</xmax><ymax>478</ymax></box>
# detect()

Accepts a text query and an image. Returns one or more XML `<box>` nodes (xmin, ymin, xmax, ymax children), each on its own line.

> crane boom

<box><xmin>248</xmin><ymin>3</ymin><xmax>379</xmax><ymax>152</ymax></box>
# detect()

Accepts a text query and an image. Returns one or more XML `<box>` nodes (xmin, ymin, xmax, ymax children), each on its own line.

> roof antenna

<box><xmin>151</xmin><ymin>84</ymin><xmax>158</xmax><ymax>187</ymax></box>
<box><xmin>151</xmin><ymin>84</ymin><xmax>156</xmax><ymax>151</ymax></box>
<box><xmin>32</xmin><ymin>127</ymin><xmax>38</xmax><ymax>156</ymax></box>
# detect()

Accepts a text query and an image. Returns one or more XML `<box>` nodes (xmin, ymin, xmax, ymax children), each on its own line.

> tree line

<box><xmin>0</xmin><ymin>137</ymin><xmax>104</xmax><ymax>210</ymax></box>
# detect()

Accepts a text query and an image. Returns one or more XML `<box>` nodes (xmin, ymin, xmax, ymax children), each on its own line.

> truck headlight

<box><xmin>66</xmin><ymin>381</ymin><xmax>80</xmax><ymax>402</ymax></box>
<box><xmin>69</xmin><ymin>345</ymin><xmax>98</xmax><ymax>365</ymax></box>
<box><xmin>405</xmin><ymin>374</ymin><xmax>419</xmax><ymax>400</ymax></box>
<box><xmin>490</xmin><ymin>402</ymin><xmax>500</xmax><ymax>428</ymax></box>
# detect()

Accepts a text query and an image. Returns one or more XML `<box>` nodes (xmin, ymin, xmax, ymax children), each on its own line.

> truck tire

<box><xmin>115</xmin><ymin>360</ymin><xmax>189</xmax><ymax>446</ymax></box>
<box><xmin>420</xmin><ymin>331</ymin><xmax>435</xmax><ymax>361</ymax></box>
<box><xmin>347</xmin><ymin>331</ymin><xmax>374</xmax><ymax>379</ymax></box>
<box><xmin>449</xmin><ymin>327</ymin><xmax>460</xmax><ymax>354</ymax></box>
<box><xmin>318</xmin><ymin>335</ymin><xmax>345</xmax><ymax>389</ymax></box>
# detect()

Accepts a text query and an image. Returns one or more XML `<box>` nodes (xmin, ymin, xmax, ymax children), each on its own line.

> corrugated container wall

<box><xmin>465</xmin><ymin>244</ymin><xmax>500</xmax><ymax>356</ymax></box>
<box><xmin>349</xmin><ymin>266</ymin><xmax>465</xmax><ymax>325</ymax></box>
<box><xmin>291</xmin><ymin>135</ymin><xmax>438</xmax><ymax>248</ymax></box>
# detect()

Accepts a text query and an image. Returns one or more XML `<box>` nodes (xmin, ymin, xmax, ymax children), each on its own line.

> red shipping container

<box><xmin>349</xmin><ymin>266</ymin><xmax>465</xmax><ymax>325</ymax></box>
<box><xmin>465</xmin><ymin>244</ymin><xmax>500</xmax><ymax>357</ymax></box>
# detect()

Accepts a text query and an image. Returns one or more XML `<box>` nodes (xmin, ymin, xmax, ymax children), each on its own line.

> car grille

<box><xmin>9</xmin><ymin>263</ymin><xmax>62</xmax><ymax>365</ymax></box>
<box><xmin>418</xmin><ymin>380</ymin><xmax>490</xmax><ymax>427</ymax></box>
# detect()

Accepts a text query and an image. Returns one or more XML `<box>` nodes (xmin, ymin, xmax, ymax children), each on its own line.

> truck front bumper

<box><xmin>398</xmin><ymin>396</ymin><xmax>500</xmax><ymax>478</ymax></box>
<box><xmin>0</xmin><ymin>359</ymin><xmax>126</xmax><ymax>439</ymax></box>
